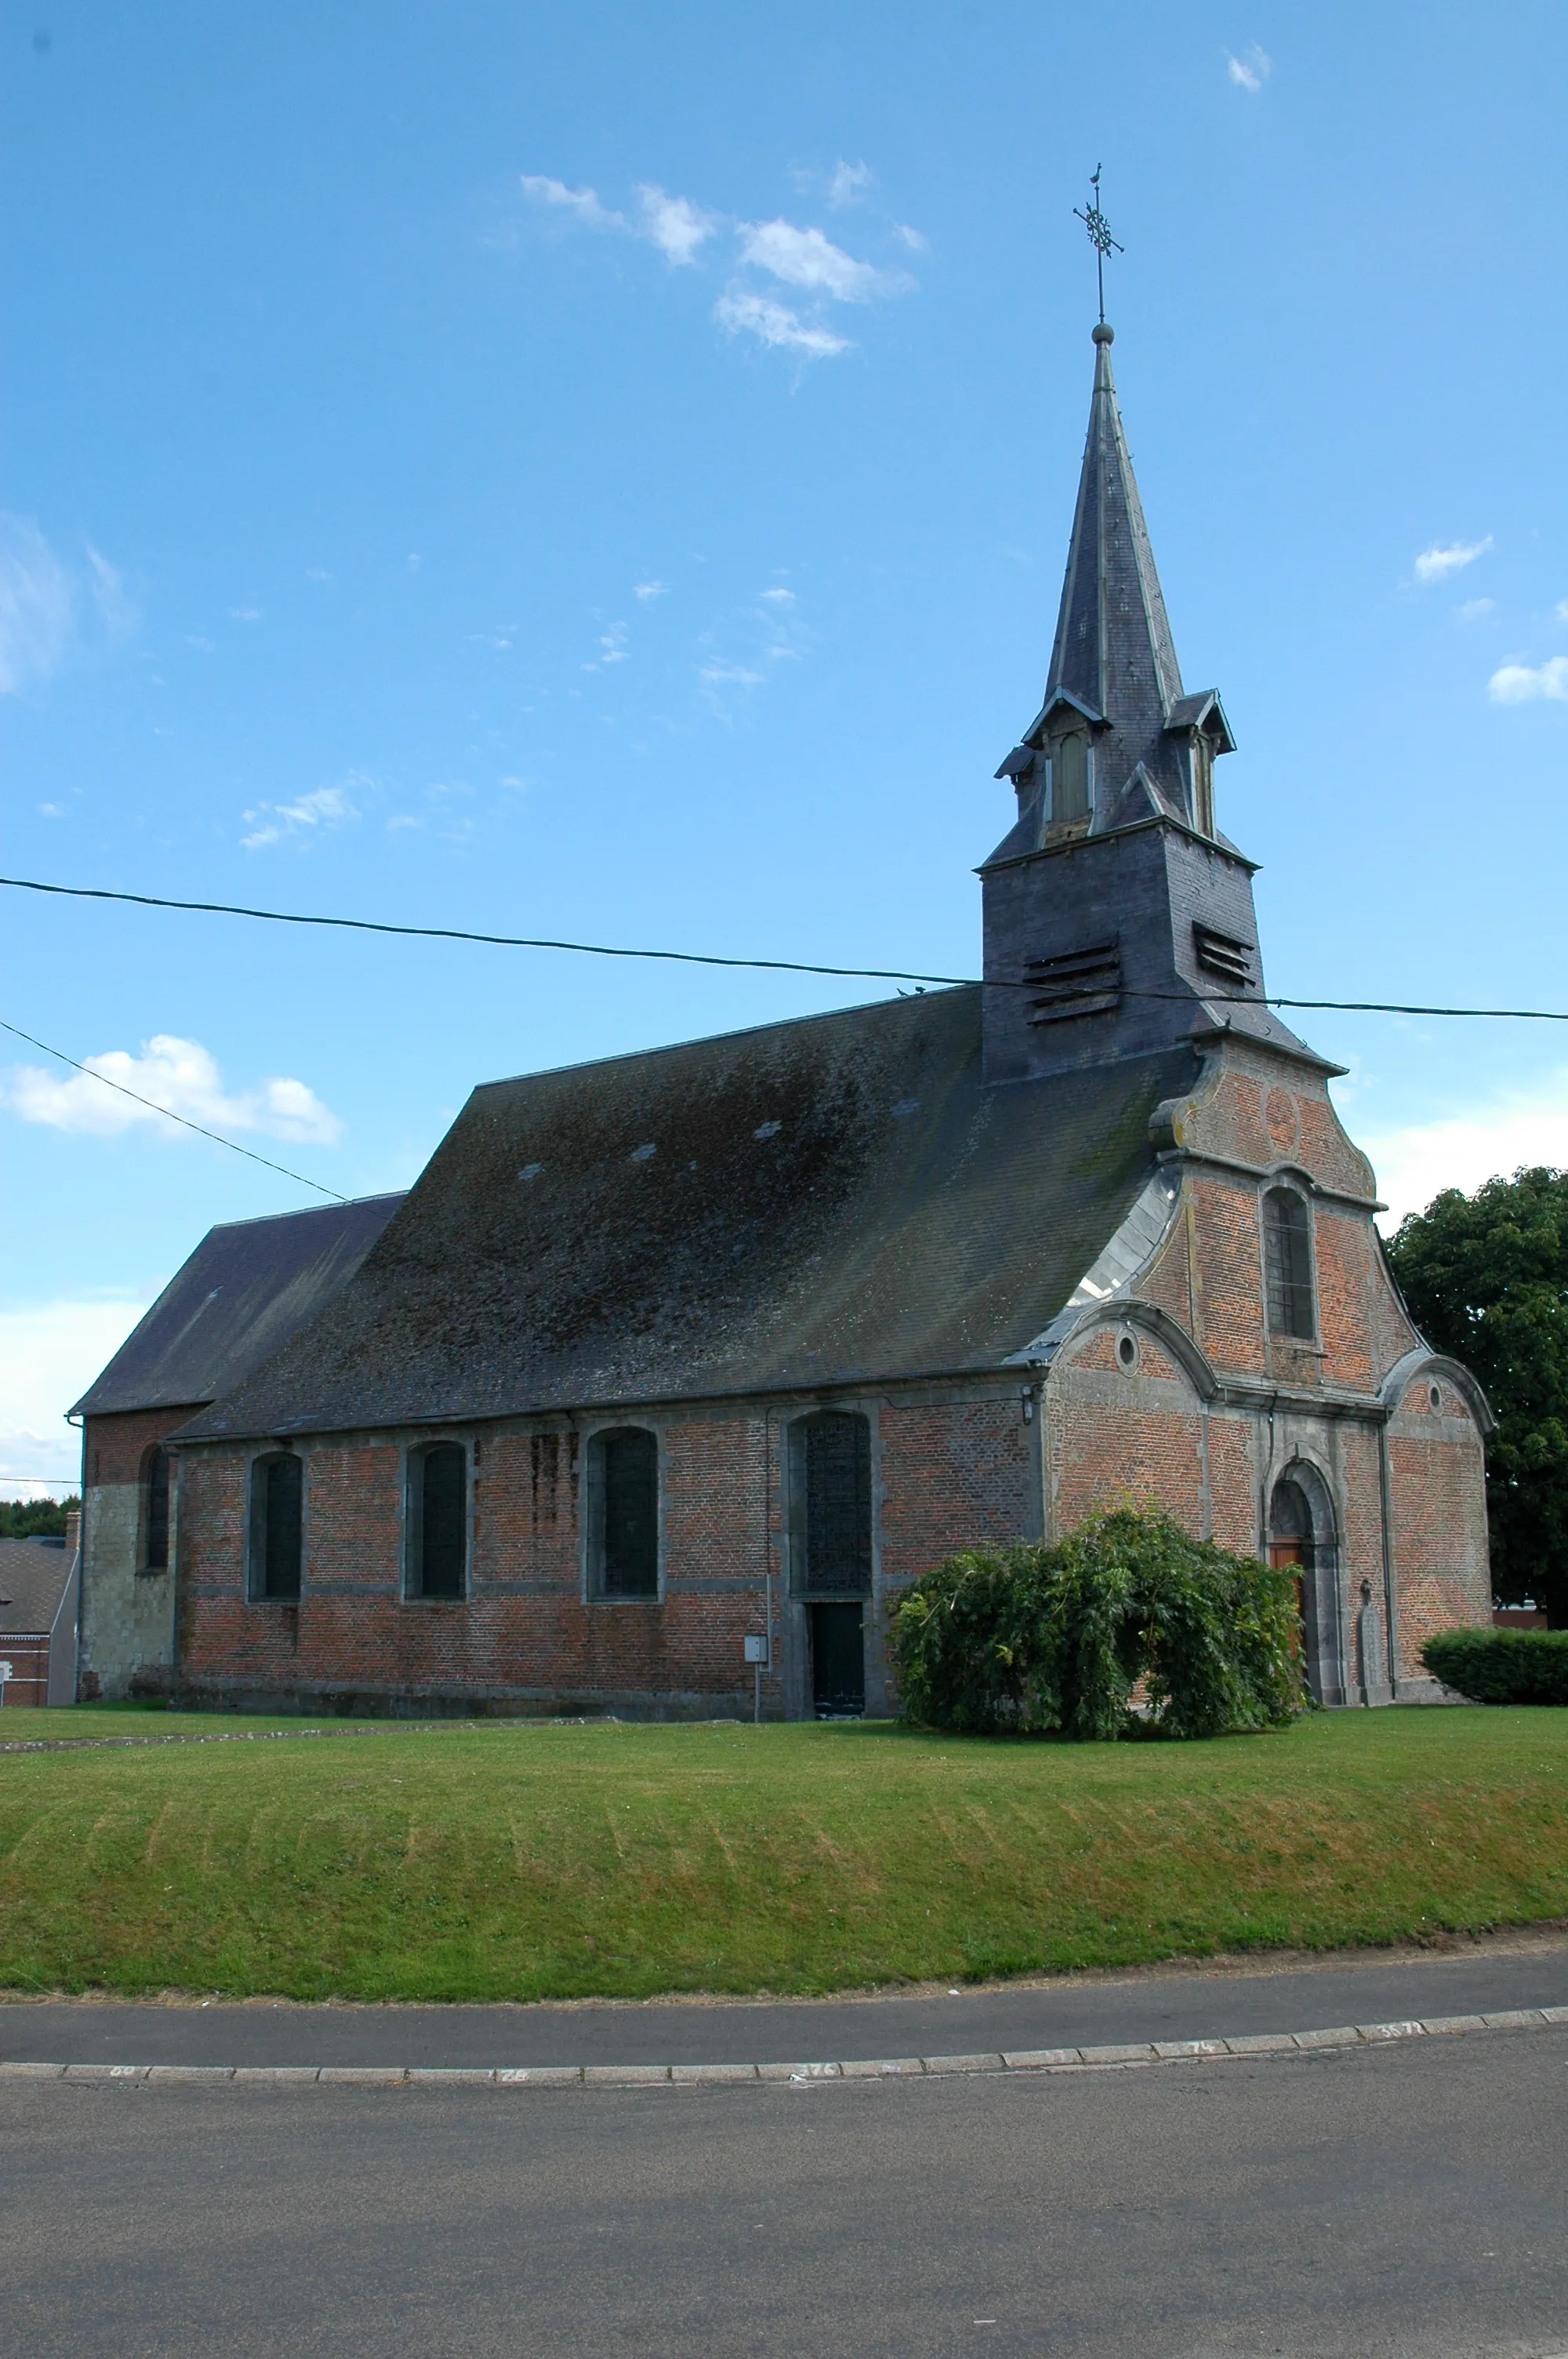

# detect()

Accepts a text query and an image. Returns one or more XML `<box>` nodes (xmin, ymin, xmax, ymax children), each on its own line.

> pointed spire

<box><xmin>1047</xmin><ymin>322</ymin><xmax>1184</xmax><ymax>736</ymax></box>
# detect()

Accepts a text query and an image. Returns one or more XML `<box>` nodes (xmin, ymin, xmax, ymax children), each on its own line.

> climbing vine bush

<box><xmin>888</xmin><ymin>1509</ymin><xmax>1305</xmax><ymax>1740</ymax></box>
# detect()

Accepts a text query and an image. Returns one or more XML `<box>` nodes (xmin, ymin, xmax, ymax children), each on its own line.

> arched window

<box><xmin>248</xmin><ymin>1453</ymin><xmax>303</xmax><ymax>1601</ymax></box>
<box><xmin>588</xmin><ymin>1427</ymin><xmax>659</xmax><ymax>1598</ymax></box>
<box><xmin>1047</xmin><ymin>727</ymin><xmax>1091</xmax><ymax>826</ymax></box>
<box><xmin>143</xmin><ymin>1446</ymin><xmax>170</xmax><ymax>1572</ymax></box>
<box><xmin>406</xmin><ymin>1442</ymin><xmax>467</xmax><ymax>1601</ymax></box>
<box><xmin>792</xmin><ymin>1411</ymin><xmax>872</xmax><ymax>1594</ymax></box>
<box><xmin>1263</xmin><ymin>1187</ymin><xmax>1316</xmax><ymax>1339</ymax></box>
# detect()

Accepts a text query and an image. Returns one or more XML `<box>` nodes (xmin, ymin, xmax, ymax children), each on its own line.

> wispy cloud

<box><xmin>1413</xmin><ymin>536</ymin><xmax>1492</xmax><ymax>585</ymax></box>
<box><xmin>1226</xmin><ymin>42</ymin><xmax>1272</xmax><ymax>93</ymax></box>
<box><xmin>0</xmin><ymin>517</ymin><xmax>82</xmax><ymax>693</ymax></box>
<box><xmin>519</xmin><ymin>175</ymin><xmax>626</xmax><ymax>232</ymax></box>
<box><xmin>635</xmin><ymin>184</ymin><xmax>718</xmax><ymax>265</ymax></box>
<box><xmin>759</xmin><ymin>587</ymin><xmax>795</xmax><ymax>607</ymax></box>
<box><xmin>3</xmin><ymin>1035</ymin><xmax>343</xmax><ymax>1146</ymax></box>
<box><xmin>86</xmin><ymin>547</ymin><xmax>136</xmax><ymax>639</ymax></box>
<box><xmin>827</xmin><ymin>160</ymin><xmax>873</xmax><ymax>209</ymax></box>
<box><xmin>1458</xmin><ymin>598</ymin><xmax>1495</xmax><ymax>622</ymax></box>
<box><xmin>634</xmin><ymin>580</ymin><xmax>670</xmax><ymax>602</ymax></box>
<box><xmin>714</xmin><ymin>289</ymin><xmax>848</xmax><ymax>357</ymax></box>
<box><xmin>699</xmin><ymin>659</ymin><xmax>764</xmax><ymax>688</ymax></box>
<box><xmin>241</xmin><ymin>778</ymin><xmax>364</xmax><ymax>850</ymax></box>
<box><xmin>1555</xmin><ymin>598</ymin><xmax>1568</xmax><ymax>624</ymax></box>
<box><xmin>1490</xmin><ymin>656</ymin><xmax>1568</xmax><ymax>703</ymax></box>
<box><xmin>0</xmin><ymin>1296</ymin><xmax>159</xmax><ymax>1486</ymax></box>
<box><xmin>517</xmin><ymin>167</ymin><xmax>917</xmax><ymax>363</ymax></box>
<box><xmin>739</xmin><ymin>218</ymin><xmax>902</xmax><ymax>301</ymax></box>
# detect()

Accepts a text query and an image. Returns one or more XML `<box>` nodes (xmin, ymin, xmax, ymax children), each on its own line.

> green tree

<box><xmin>0</xmin><ymin>1495</ymin><xmax>78</xmax><ymax>1540</ymax></box>
<box><xmin>1386</xmin><ymin>1166</ymin><xmax>1568</xmax><ymax>1626</ymax></box>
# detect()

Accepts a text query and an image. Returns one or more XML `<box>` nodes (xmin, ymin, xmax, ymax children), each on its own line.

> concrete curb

<box><xmin>4</xmin><ymin>2007</ymin><xmax>1564</xmax><ymax>2090</ymax></box>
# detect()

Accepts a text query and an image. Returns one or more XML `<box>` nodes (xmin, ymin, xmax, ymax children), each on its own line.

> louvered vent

<box><xmin>1192</xmin><ymin>923</ymin><xmax>1254</xmax><ymax>988</ymax></box>
<box><xmin>1025</xmin><ymin>940</ymin><xmax>1121</xmax><ymax>1025</ymax></box>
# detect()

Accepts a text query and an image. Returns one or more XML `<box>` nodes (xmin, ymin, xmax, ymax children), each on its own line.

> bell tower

<box><xmin>982</xmin><ymin>308</ymin><xmax>1307</xmax><ymax>1085</ymax></box>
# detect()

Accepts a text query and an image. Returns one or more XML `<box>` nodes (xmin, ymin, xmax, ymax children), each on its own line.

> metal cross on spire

<box><xmin>1073</xmin><ymin>165</ymin><xmax>1123</xmax><ymax>325</ymax></box>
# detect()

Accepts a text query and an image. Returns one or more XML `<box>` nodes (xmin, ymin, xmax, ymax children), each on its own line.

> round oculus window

<box><xmin>1116</xmin><ymin>1332</ymin><xmax>1138</xmax><ymax>1371</ymax></box>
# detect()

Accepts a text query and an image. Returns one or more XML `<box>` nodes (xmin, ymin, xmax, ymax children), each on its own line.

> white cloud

<box><xmin>1226</xmin><ymin>42</ymin><xmax>1272</xmax><ymax>93</ymax></box>
<box><xmin>597</xmin><ymin>623</ymin><xmax>630</xmax><ymax>663</ymax></box>
<box><xmin>1458</xmin><ymin>598</ymin><xmax>1495</xmax><ymax>622</ymax></box>
<box><xmin>0</xmin><ymin>515</ymin><xmax>75</xmax><ymax>693</ymax></box>
<box><xmin>895</xmin><ymin>223</ymin><xmax>927</xmax><ymax>252</ymax></box>
<box><xmin>1362</xmin><ymin>1076</ymin><xmax>1568</xmax><ymax>1230</ymax></box>
<box><xmin>739</xmin><ymin>218</ymin><xmax>896</xmax><ymax>302</ymax></box>
<box><xmin>0</xmin><ymin>1296</ymin><xmax>158</xmax><ymax>1488</ymax></box>
<box><xmin>38</xmin><ymin>801</ymin><xmax>64</xmax><ymax>817</ymax></box>
<box><xmin>827</xmin><ymin>160</ymin><xmax>873</xmax><ymax>208</ymax></box>
<box><xmin>229</xmin><ymin>605</ymin><xmax>262</xmax><ymax>622</ymax></box>
<box><xmin>185</xmin><ymin>634</ymin><xmax>215</xmax><ymax>653</ymax></box>
<box><xmin>699</xmin><ymin>659</ymin><xmax>764</xmax><ymax>687</ymax></box>
<box><xmin>1489</xmin><ymin>656</ymin><xmax>1568</xmax><ymax>703</ymax></box>
<box><xmin>714</xmin><ymin>289</ymin><xmax>848</xmax><ymax>358</ymax></box>
<box><xmin>635</xmin><ymin>183</ymin><xmax>718</xmax><ymax>265</ymax></box>
<box><xmin>634</xmin><ymin>580</ymin><xmax>670</xmax><ymax>601</ymax></box>
<box><xmin>759</xmin><ymin>587</ymin><xmax>795</xmax><ymax>606</ymax></box>
<box><xmin>519</xmin><ymin>174</ymin><xmax>626</xmax><ymax>231</ymax></box>
<box><xmin>241</xmin><ymin>778</ymin><xmax>363</xmax><ymax>849</ymax></box>
<box><xmin>3</xmin><ymin>1034</ymin><xmax>343</xmax><ymax>1146</ymax></box>
<box><xmin>1555</xmin><ymin>598</ymin><xmax>1568</xmax><ymax>624</ymax></box>
<box><xmin>1413</xmin><ymin>536</ymin><xmax>1492</xmax><ymax>585</ymax></box>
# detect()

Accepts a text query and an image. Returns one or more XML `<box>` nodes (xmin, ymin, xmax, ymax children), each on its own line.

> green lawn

<box><xmin>1</xmin><ymin>1707</ymin><xmax>1565</xmax><ymax>2002</ymax></box>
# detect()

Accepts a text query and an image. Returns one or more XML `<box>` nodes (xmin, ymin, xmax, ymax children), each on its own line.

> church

<box><xmin>73</xmin><ymin>317</ymin><xmax>1494</xmax><ymax>1719</ymax></box>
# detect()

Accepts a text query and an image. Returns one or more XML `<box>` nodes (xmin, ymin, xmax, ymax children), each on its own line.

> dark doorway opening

<box><xmin>810</xmin><ymin>1601</ymin><xmax>865</xmax><ymax>1717</ymax></box>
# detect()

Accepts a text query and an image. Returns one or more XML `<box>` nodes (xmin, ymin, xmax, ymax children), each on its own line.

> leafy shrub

<box><xmin>1421</xmin><ymin>1627</ymin><xmax>1568</xmax><ymax>1705</ymax></box>
<box><xmin>888</xmin><ymin>1508</ymin><xmax>1305</xmax><ymax>1740</ymax></box>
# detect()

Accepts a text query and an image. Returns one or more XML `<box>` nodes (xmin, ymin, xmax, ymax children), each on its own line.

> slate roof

<box><xmin>176</xmin><ymin>988</ymin><xmax>1200</xmax><ymax>1445</ymax></box>
<box><xmin>73</xmin><ymin>1194</ymin><xmax>406</xmax><ymax>1418</ymax></box>
<box><xmin>0</xmin><ymin>1538</ymin><xmax>74</xmax><ymax>1636</ymax></box>
<box><xmin>990</xmin><ymin>325</ymin><xmax>1229</xmax><ymax>849</ymax></box>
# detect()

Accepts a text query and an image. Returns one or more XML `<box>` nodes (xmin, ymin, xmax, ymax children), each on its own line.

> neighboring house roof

<box><xmin>0</xmin><ymin>1538</ymin><xmax>74</xmax><ymax>1637</ymax></box>
<box><xmin>176</xmin><ymin>987</ymin><xmax>1200</xmax><ymax>1444</ymax></box>
<box><xmin>72</xmin><ymin>1194</ymin><xmax>407</xmax><ymax>1418</ymax></box>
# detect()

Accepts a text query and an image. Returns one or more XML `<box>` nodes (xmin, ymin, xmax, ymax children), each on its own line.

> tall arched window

<box><xmin>1047</xmin><ymin>727</ymin><xmax>1091</xmax><ymax>826</ymax></box>
<box><xmin>406</xmin><ymin>1441</ymin><xmax>467</xmax><ymax>1600</ymax></box>
<box><xmin>143</xmin><ymin>1445</ymin><xmax>170</xmax><ymax>1572</ymax></box>
<box><xmin>588</xmin><ymin>1427</ymin><xmax>659</xmax><ymax>1598</ymax></box>
<box><xmin>792</xmin><ymin>1411</ymin><xmax>872</xmax><ymax>1594</ymax></box>
<box><xmin>248</xmin><ymin>1452</ymin><xmax>303</xmax><ymax>1601</ymax></box>
<box><xmin>1263</xmin><ymin>1187</ymin><xmax>1316</xmax><ymax>1339</ymax></box>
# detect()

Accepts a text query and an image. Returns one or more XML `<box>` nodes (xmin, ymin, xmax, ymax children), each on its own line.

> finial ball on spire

<box><xmin>1092</xmin><ymin>322</ymin><xmax>1115</xmax><ymax>344</ymax></box>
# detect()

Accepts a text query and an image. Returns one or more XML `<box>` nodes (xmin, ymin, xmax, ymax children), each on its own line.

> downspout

<box><xmin>67</xmin><ymin>1408</ymin><xmax>85</xmax><ymax>1703</ymax></box>
<box><xmin>1377</xmin><ymin>1412</ymin><xmax>1401</xmax><ymax>1699</ymax></box>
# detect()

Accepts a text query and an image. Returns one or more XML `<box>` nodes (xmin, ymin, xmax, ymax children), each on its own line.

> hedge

<box><xmin>1421</xmin><ymin>1627</ymin><xmax>1568</xmax><ymax>1705</ymax></box>
<box><xmin>887</xmin><ymin>1508</ymin><xmax>1305</xmax><ymax>1740</ymax></box>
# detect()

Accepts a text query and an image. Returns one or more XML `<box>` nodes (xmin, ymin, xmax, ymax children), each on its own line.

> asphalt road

<box><xmin>4</xmin><ymin>2027</ymin><xmax>1566</xmax><ymax>2357</ymax></box>
<box><xmin>2</xmin><ymin>1943</ymin><xmax>1566</xmax><ymax>2069</ymax></box>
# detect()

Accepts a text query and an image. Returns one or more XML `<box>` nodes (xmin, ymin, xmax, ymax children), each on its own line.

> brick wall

<box><xmin>1387</xmin><ymin>1374</ymin><xmax>1492</xmax><ymax>1679</ymax></box>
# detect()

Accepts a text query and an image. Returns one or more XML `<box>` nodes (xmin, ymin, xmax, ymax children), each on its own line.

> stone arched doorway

<box><xmin>1269</xmin><ymin>1467</ymin><xmax>1344</xmax><ymax>1706</ymax></box>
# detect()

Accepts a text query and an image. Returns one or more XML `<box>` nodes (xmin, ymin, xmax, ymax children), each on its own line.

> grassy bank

<box><xmin>1</xmin><ymin>1708</ymin><xmax>1566</xmax><ymax>2001</ymax></box>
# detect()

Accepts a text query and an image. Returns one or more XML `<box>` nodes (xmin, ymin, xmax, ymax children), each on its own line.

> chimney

<box><xmin>66</xmin><ymin>1509</ymin><xmax>82</xmax><ymax>1561</ymax></box>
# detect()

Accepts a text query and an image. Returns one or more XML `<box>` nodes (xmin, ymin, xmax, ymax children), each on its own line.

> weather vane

<box><xmin>1073</xmin><ymin>166</ymin><xmax>1123</xmax><ymax>325</ymax></box>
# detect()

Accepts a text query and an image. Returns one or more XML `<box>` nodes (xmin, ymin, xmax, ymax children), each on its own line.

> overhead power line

<box><xmin>0</xmin><ymin>1019</ymin><xmax>348</xmax><ymax>1202</ymax></box>
<box><xmin>3</xmin><ymin>874</ymin><xmax>1567</xmax><ymax>1022</ymax></box>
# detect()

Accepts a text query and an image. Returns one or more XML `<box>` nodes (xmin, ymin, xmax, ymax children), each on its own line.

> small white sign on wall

<box><xmin>743</xmin><ymin>1633</ymin><xmax>769</xmax><ymax>1665</ymax></box>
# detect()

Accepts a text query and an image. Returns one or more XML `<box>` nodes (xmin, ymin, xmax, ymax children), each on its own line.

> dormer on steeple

<box><xmin>989</xmin><ymin>322</ymin><xmax>1234</xmax><ymax>862</ymax></box>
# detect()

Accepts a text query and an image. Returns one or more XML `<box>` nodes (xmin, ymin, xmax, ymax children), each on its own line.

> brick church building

<box><xmin>74</xmin><ymin>319</ymin><xmax>1493</xmax><ymax>1719</ymax></box>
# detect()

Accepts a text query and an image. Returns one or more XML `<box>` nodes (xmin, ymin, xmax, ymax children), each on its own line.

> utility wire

<box><xmin>0</xmin><ymin>1019</ymin><xmax>348</xmax><ymax>1203</ymax></box>
<box><xmin>2</xmin><ymin>874</ymin><xmax>1566</xmax><ymax>1021</ymax></box>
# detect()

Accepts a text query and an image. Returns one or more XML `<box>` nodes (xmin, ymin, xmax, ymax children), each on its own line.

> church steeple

<box><xmin>979</xmin><ymin>302</ymin><xmax>1310</xmax><ymax>1088</ymax></box>
<box><xmin>990</xmin><ymin>322</ymin><xmax>1234</xmax><ymax>858</ymax></box>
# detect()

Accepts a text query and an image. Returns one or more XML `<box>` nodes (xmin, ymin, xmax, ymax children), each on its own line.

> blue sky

<box><xmin>3</xmin><ymin>0</ymin><xmax>1566</xmax><ymax>1489</ymax></box>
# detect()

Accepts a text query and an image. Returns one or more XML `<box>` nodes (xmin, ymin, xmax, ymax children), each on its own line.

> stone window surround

<box><xmin>244</xmin><ymin>1445</ymin><xmax>307</xmax><ymax>1605</ymax></box>
<box><xmin>136</xmin><ymin>1441</ymin><xmax>176</xmax><ymax>1580</ymax></box>
<box><xmin>1258</xmin><ymin>1167</ymin><xmax>1323</xmax><ymax>1353</ymax></box>
<box><xmin>400</xmin><ymin>1436</ymin><xmax>474</xmax><ymax>1607</ymax></box>
<box><xmin>579</xmin><ymin>1416</ymin><xmax>664</xmax><ymax>1606</ymax></box>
